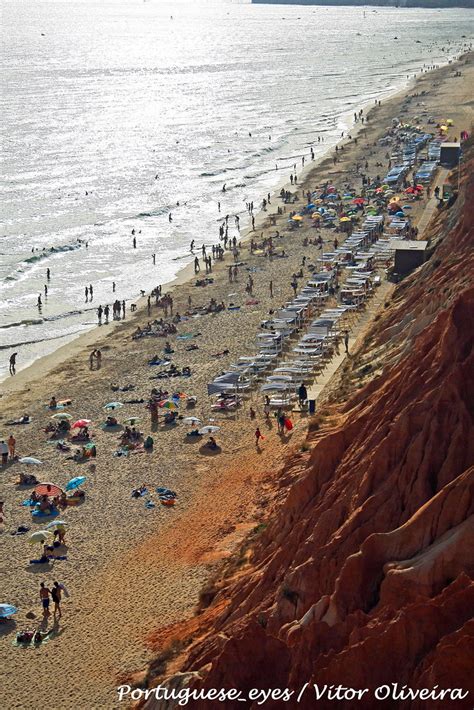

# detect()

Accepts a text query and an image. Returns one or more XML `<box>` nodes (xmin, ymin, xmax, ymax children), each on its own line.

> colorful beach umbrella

<box><xmin>34</xmin><ymin>482</ymin><xmax>63</xmax><ymax>497</ymax></box>
<box><xmin>352</xmin><ymin>198</ymin><xmax>366</xmax><ymax>205</ymax></box>
<box><xmin>159</xmin><ymin>400</ymin><xmax>179</xmax><ymax>410</ymax></box>
<box><xmin>51</xmin><ymin>413</ymin><xmax>73</xmax><ymax>421</ymax></box>
<box><xmin>0</xmin><ymin>604</ymin><xmax>18</xmax><ymax>618</ymax></box>
<box><xmin>291</xmin><ymin>215</ymin><xmax>303</xmax><ymax>221</ymax></box>
<box><xmin>65</xmin><ymin>476</ymin><xmax>87</xmax><ymax>491</ymax></box>
<box><xmin>19</xmin><ymin>457</ymin><xmax>43</xmax><ymax>465</ymax></box>
<box><xmin>72</xmin><ymin>419</ymin><xmax>91</xmax><ymax>428</ymax></box>
<box><xmin>123</xmin><ymin>417</ymin><xmax>141</xmax><ymax>425</ymax></box>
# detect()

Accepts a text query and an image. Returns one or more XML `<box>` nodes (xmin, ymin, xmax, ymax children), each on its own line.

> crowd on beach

<box><xmin>1</xmin><ymin>50</ymin><xmax>471</xmax><ymax>662</ymax></box>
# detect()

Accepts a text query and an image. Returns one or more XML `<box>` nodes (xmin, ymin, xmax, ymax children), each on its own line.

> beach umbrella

<box><xmin>19</xmin><ymin>457</ymin><xmax>43</xmax><ymax>465</ymax></box>
<box><xmin>183</xmin><ymin>417</ymin><xmax>201</xmax><ymax>425</ymax></box>
<box><xmin>339</xmin><ymin>217</ymin><xmax>351</xmax><ymax>223</ymax></box>
<box><xmin>312</xmin><ymin>213</ymin><xmax>321</xmax><ymax>219</ymax></box>
<box><xmin>352</xmin><ymin>198</ymin><xmax>366</xmax><ymax>205</ymax></box>
<box><xmin>198</xmin><ymin>425</ymin><xmax>220</xmax><ymax>434</ymax></box>
<box><xmin>291</xmin><ymin>215</ymin><xmax>303</xmax><ymax>221</ymax></box>
<box><xmin>123</xmin><ymin>417</ymin><xmax>141</xmax><ymax>425</ymax></box>
<box><xmin>72</xmin><ymin>419</ymin><xmax>91</xmax><ymax>429</ymax></box>
<box><xmin>35</xmin><ymin>482</ymin><xmax>63</xmax><ymax>497</ymax></box>
<box><xmin>104</xmin><ymin>402</ymin><xmax>123</xmax><ymax>411</ymax></box>
<box><xmin>51</xmin><ymin>413</ymin><xmax>73</xmax><ymax>421</ymax></box>
<box><xmin>0</xmin><ymin>604</ymin><xmax>18</xmax><ymax>618</ymax></box>
<box><xmin>65</xmin><ymin>475</ymin><xmax>87</xmax><ymax>492</ymax></box>
<box><xmin>395</xmin><ymin>211</ymin><xmax>405</xmax><ymax>217</ymax></box>
<box><xmin>28</xmin><ymin>530</ymin><xmax>53</xmax><ymax>545</ymax></box>
<box><xmin>45</xmin><ymin>520</ymin><xmax>68</xmax><ymax>530</ymax></box>
<box><xmin>403</xmin><ymin>205</ymin><xmax>412</xmax><ymax>209</ymax></box>
<box><xmin>159</xmin><ymin>400</ymin><xmax>179</xmax><ymax>410</ymax></box>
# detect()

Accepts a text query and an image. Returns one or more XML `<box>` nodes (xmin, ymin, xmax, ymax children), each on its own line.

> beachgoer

<box><xmin>0</xmin><ymin>441</ymin><xmax>8</xmax><ymax>466</ymax></box>
<box><xmin>255</xmin><ymin>427</ymin><xmax>263</xmax><ymax>447</ymax></box>
<box><xmin>344</xmin><ymin>330</ymin><xmax>349</xmax><ymax>354</ymax></box>
<box><xmin>46</xmin><ymin>268</ymin><xmax>51</xmax><ymax>280</ymax></box>
<box><xmin>8</xmin><ymin>434</ymin><xmax>16</xmax><ymax>459</ymax></box>
<box><xmin>37</xmin><ymin>295</ymin><xmax>42</xmax><ymax>308</ymax></box>
<box><xmin>89</xmin><ymin>350</ymin><xmax>96</xmax><ymax>369</ymax></box>
<box><xmin>298</xmin><ymin>383</ymin><xmax>308</xmax><ymax>407</ymax></box>
<box><xmin>40</xmin><ymin>582</ymin><xmax>51</xmax><ymax>618</ymax></box>
<box><xmin>51</xmin><ymin>581</ymin><xmax>62</xmax><ymax>618</ymax></box>
<box><xmin>9</xmin><ymin>352</ymin><xmax>17</xmax><ymax>376</ymax></box>
<box><xmin>96</xmin><ymin>350</ymin><xmax>102</xmax><ymax>368</ymax></box>
<box><xmin>263</xmin><ymin>395</ymin><xmax>271</xmax><ymax>419</ymax></box>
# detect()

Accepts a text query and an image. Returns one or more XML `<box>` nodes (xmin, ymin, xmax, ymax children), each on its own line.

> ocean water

<box><xmin>1</xmin><ymin>0</ymin><xmax>473</xmax><ymax>380</ymax></box>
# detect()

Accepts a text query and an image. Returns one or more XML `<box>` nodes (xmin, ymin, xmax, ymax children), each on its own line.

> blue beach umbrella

<box><xmin>65</xmin><ymin>476</ymin><xmax>87</xmax><ymax>491</ymax></box>
<box><xmin>396</xmin><ymin>211</ymin><xmax>405</xmax><ymax>217</ymax></box>
<box><xmin>0</xmin><ymin>604</ymin><xmax>18</xmax><ymax>619</ymax></box>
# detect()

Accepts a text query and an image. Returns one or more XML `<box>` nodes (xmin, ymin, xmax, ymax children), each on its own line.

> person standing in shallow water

<box><xmin>9</xmin><ymin>352</ymin><xmax>17</xmax><ymax>376</ymax></box>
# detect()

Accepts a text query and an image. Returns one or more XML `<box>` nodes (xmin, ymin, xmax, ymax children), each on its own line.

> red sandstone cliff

<box><xmin>143</xmin><ymin>144</ymin><xmax>474</xmax><ymax>709</ymax></box>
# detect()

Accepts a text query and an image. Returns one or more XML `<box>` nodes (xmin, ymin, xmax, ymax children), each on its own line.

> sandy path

<box><xmin>1</xmin><ymin>54</ymin><xmax>472</xmax><ymax>710</ymax></box>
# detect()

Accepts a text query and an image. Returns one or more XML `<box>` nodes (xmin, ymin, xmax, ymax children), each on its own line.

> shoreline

<box><xmin>1</xmin><ymin>52</ymin><xmax>472</xmax><ymax>710</ymax></box>
<box><xmin>1</xmin><ymin>49</ymin><xmax>465</xmax><ymax>396</ymax></box>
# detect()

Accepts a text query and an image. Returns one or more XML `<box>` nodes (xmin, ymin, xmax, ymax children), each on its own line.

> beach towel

<box><xmin>145</xmin><ymin>500</ymin><xmax>155</xmax><ymax>509</ymax></box>
<box><xmin>30</xmin><ymin>556</ymin><xmax>67</xmax><ymax>564</ymax></box>
<box><xmin>32</xmin><ymin>507</ymin><xmax>59</xmax><ymax>518</ymax></box>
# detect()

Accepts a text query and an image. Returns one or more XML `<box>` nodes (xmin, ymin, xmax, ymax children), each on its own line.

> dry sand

<box><xmin>0</xmin><ymin>54</ymin><xmax>472</xmax><ymax>710</ymax></box>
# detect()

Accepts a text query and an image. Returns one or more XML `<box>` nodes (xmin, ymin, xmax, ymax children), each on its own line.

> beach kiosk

<box><xmin>439</xmin><ymin>143</ymin><xmax>461</xmax><ymax>168</ymax></box>
<box><xmin>392</xmin><ymin>240</ymin><xmax>428</xmax><ymax>278</ymax></box>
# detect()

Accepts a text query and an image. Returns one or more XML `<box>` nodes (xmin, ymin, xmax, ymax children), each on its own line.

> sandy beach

<box><xmin>1</xmin><ymin>53</ymin><xmax>473</xmax><ymax>710</ymax></box>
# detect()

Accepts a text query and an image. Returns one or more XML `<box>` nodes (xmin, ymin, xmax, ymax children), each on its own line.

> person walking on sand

<box><xmin>269</xmin><ymin>280</ymin><xmax>273</xmax><ymax>298</ymax></box>
<box><xmin>9</xmin><ymin>352</ymin><xmax>17</xmax><ymax>376</ymax></box>
<box><xmin>97</xmin><ymin>305</ymin><xmax>103</xmax><ymax>323</ymax></box>
<box><xmin>51</xmin><ymin>581</ymin><xmax>63</xmax><ymax>619</ymax></box>
<box><xmin>8</xmin><ymin>434</ymin><xmax>16</xmax><ymax>459</ymax></box>
<box><xmin>344</xmin><ymin>330</ymin><xmax>349</xmax><ymax>354</ymax></box>
<box><xmin>263</xmin><ymin>395</ymin><xmax>271</xmax><ymax>419</ymax></box>
<box><xmin>255</xmin><ymin>427</ymin><xmax>264</xmax><ymax>448</ymax></box>
<box><xmin>89</xmin><ymin>349</ymin><xmax>96</xmax><ymax>369</ymax></box>
<box><xmin>40</xmin><ymin>582</ymin><xmax>51</xmax><ymax>618</ymax></box>
<box><xmin>96</xmin><ymin>350</ymin><xmax>102</xmax><ymax>369</ymax></box>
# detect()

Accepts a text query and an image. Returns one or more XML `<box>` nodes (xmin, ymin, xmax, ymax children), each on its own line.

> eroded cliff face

<box><xmin>144</xmin><ymin>145</ymin><xmax>474</xmax><ymax>709</ymax></box>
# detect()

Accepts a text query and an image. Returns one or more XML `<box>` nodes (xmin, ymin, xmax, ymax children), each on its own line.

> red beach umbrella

<box><xmin>35</xmin><ymin>482</ymin><xmax>63</xmax><ymax>497</ymax></box>
<box><xmin>72</xmin><ymin>419</ymin><xmax>91</xmax><ymax>428</ymax></box>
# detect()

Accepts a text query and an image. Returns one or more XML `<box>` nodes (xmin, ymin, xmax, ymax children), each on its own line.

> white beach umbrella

<box><xmin>198</xmin><ymin>425</ymin><xmax>220</xmax><ymax>434</ymax></box>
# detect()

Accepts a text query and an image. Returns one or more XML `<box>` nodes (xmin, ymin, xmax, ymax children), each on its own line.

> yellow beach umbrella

<box><xmin>339</xmin><ymin>217</ymin><xmax>351</xmax><ymax>223</ymax></box>
<box><xmin>291</xmin><ymin>215</ymin><xmax>303</xmax><ymax>221</ymax></box>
